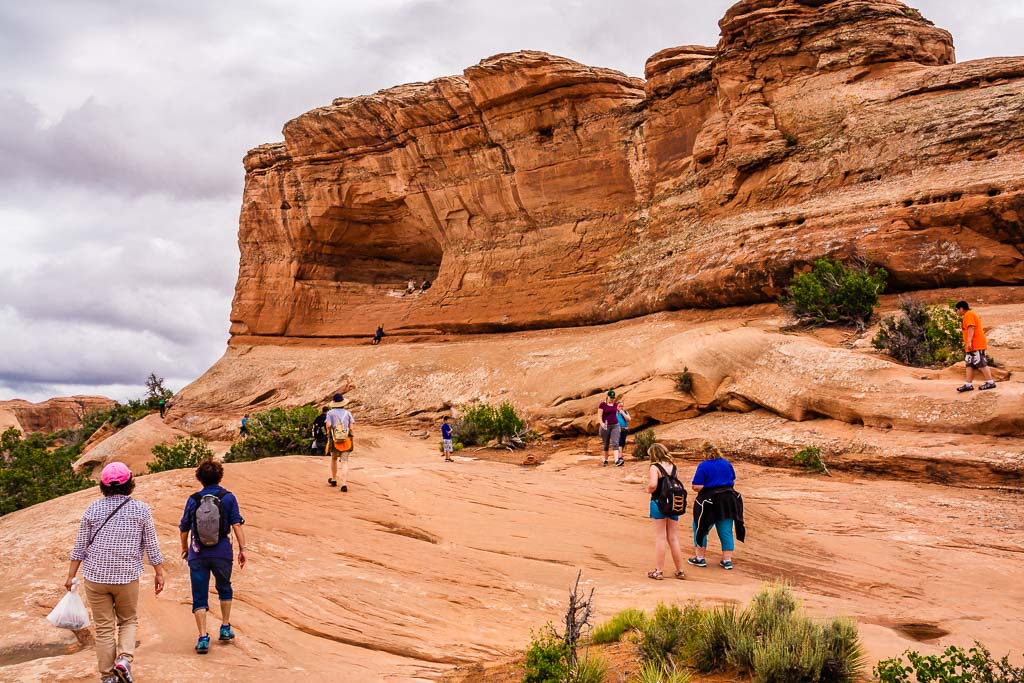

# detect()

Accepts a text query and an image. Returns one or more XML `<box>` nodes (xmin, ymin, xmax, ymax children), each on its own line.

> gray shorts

<box><xmin>966</xmin><ymin>350</ymin><xmax>988</xmax><ymax>369</ymax></box>
<box><xmin>600</xmin><ymin>423</ymin><xmax>621</xmax><ymax>452</ymax></box>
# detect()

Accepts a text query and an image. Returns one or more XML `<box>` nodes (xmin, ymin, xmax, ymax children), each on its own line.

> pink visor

<box><xmin>100</xmin><ymin>462</ymin><xmax>132</xmax><ymax>486</ymax></box>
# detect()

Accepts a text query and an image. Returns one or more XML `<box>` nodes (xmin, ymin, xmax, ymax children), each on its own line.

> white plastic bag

<box><xmin>47</xmin><ymin>578</ymin><xmax>90</xmax><ymax>630</ymax></box>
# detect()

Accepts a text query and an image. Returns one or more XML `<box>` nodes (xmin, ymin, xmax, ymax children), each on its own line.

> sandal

<box><xmin>647</xmin><ymin>569</ymin><xmax>664</xmax><ymax>580</ymax></box>
<box><xmin>674</xmin><ymin>570</ymin><xmax>686</xmax><ymax>580</ymax></box>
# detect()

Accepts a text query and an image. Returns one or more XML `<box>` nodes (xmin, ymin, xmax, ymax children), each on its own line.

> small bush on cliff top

<box><xmin>782</xmin><ymin>257</ymin><xmax>887</xmax><ymax>328</ymax></box>
<box><xmin>149</xmin><ymin>436</ymin><xmax>213</xmax><ymax>473</ymax></box>
<box><xmin>225</xmin><ymin>405</ymin><xmax>320</xmax><ymax>462</ymax></box>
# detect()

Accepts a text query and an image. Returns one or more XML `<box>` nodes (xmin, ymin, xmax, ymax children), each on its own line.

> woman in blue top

<box><xmin>688</xmin><ymin>443</ymin><xmax>740</xmax><ymax>570</ymax></box>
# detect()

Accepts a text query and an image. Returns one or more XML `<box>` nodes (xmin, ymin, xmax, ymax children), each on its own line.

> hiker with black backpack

<box><xmin>66</xmin><ymin>462</ymin><xmax>164</xmax><ymax>683</ymax></box>
<box><xmin>178</xmin><ymin>459</ymin><xmax>247</xmax><ymax>655</ymax></box>
<box><xmin>688</xmin><ymin>442</ymin><xmax>745</xmax><ymax>571</ymax></box>
<box><xmin>325</xmin><ymin>393</ymin><xmax>355</xmax><ymax>492</ymax></box>
<box><xmin>645</xmin><ymin>443</ymin><xmax>687</xmax><ymax>581</ymax></box>
<box><xmin>311</xmin><ymin>406</ymin><xmax>329</xmax><ymax>454</ymax></box>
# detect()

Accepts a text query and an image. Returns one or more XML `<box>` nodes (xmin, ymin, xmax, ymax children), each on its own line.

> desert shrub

<box><xmin>148</xmin><ymin>436</ymin><xmax>213</xmax><ymax>473</ymax></box>
<box><xmin>639</xmin><ymin>603</ymin><xmax>704</xmax><ymax>666</ymax></box>
<box><xmin>692</xmin><ymin>604</ymin><xmax>741</xmax><ymax>673</ymax></box>
<box><xmin>567</xmin><ymin>654</ymin><xmax>607</xmax><ymax>683</ymax></box>
<box><xmin>818</xmin><ymin>618</ymin><xmax>866</xmax><ymax>683</ymax></box>
<box><xmin>875</xmin><ymin>643</ymin><xmax>1024</xmax><ymax>683</ymax></box>
<box><xmin>523</xmin><ymin>627</ymin><xmax>570</xmax><ymax>683</ymax></box>
<box><xmin>632</xmin><ymin>428</ymin><xmax>656</xmax><ymax>460</ymax></box>
<box><xmin>782</xmin><ymin>258</ymin><xmax>887</xmax><ymax>327</ymax></box>
<box><xmin>0</xmin><ymin>428</ymin><xmax>94</xmax><ymax>515</ymax></box>
<box><xmin>591</xmin><ymin>608</ymin><xmax>647</xmax><ymax>645</ymax></box>
<box><xmin>450</xmin><ymin>416</ymin><xmax>479</xmax><ymax>446</ymax></box>
<box><xmin>632</xmin><ymin>659</ymin><xmax>691</xmax><ymax>683</ymax></box>
<box><xmin>458</xmin><ymin>401</ymin><xmax>525</xmax><ymax>445</ymax></box>
<box><xmin>873</xmin><ymin>300</ymin><xmax>963</xmax><ymax>367</ymax></box>
<box><xmin>792</xmin><ymin>446</ymin><xmax>828</xmax><ymax>474</ymax></box>
<box><xmin>675</xmin><ymin>367</ymin><xmax>693</xmax><ymax>394</ymax></box>
<box><xmin>224</xmin><ymin>405</ymin><xmax>321</xmax><ymax>462</ymax></box>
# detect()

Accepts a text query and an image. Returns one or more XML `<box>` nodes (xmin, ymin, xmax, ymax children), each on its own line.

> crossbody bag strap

<box><xmin>88</xmin><ymin>497</ymin><xmax>132</xmax><ymax>546</ymax></box>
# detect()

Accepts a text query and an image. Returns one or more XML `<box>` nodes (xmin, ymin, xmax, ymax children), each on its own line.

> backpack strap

<box><xmin>88</xmin><ymin>497</ymin><xmax>132</xmax><ymax>547</ymax></box>
<box><xmin>653</xmin><ymin>463</ymin><xmax>669</xmax><ymax>478</ymax></box>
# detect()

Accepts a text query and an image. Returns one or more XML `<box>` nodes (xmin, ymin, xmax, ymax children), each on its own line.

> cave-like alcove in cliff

<box><xmin>296</xmin><ymin>197</ymin><xmax>442</xmax><ymax>287</ymax></box>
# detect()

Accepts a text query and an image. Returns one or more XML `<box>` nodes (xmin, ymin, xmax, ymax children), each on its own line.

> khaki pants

<box><xmin>83</xmin><ymin>578</ymin><xmax>139</xmax><ymax>675</ymax></box>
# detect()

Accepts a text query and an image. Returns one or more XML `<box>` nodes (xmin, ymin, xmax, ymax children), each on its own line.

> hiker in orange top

<box><xmin>955</xmin><ymin>301</ymin><xmax>996</xmax><ymax>392</ymax></box>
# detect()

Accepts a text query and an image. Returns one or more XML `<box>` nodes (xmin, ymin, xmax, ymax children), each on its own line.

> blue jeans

<box><xmin>693</xmin><ymin>519</ymin><xmax>735</xmax><ymax>552</ymax></box>
<box><xmin>188</xmin><ymin>557</ymin><xmax>233</xmax><ymax>612</ymax></box>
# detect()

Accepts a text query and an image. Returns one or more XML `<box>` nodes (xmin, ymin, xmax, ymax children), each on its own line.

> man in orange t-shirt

<box><xmin>955</xmin><ymin>301</ymin><xmax>995</xmax><ymax>392</ymax></box>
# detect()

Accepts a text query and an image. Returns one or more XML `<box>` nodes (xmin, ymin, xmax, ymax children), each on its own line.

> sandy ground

<box><xmin>2</xmin><ymin>426</ymin><xmax>1022</xmax><ymax>681</ymax></box>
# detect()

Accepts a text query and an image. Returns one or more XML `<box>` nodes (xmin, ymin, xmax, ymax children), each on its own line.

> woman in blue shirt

<box><xmin>688</xmin><ymin>442</ymin><xmax>741</xmax><ymax>570</ymax></box>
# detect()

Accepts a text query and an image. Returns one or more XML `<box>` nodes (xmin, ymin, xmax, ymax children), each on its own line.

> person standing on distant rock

<box><xmin>326</xmin><ymin>393</ymin><xmax>355</xmax><ymax>492</ymax></box>
<box><xmin>179</xmin><ymin>459</ymin><xmax>247</xmax><ymax>655</ymax></box>
<box><xmin>372</xmin><ymin>324</ymin><xmax>384</xmax><ymax>345</ymax></box>
<box><xmin>955</xmin><ymin>301</ymin><xmax>996</xmax><ymax>392</ymax></box>
<box><xmin>239</xmin><ymin>415</ymin><xmax>250</xmax><ymax>437</ymax></box>
<box><xmin>158</xmin><ymin>397</ymin><xmax>167</xmax><ymax>419</ymax></box>
<box><xmin>688</xmin><ymin>443</ymin><xmax>745</xmax><ymax>571</ymax></box>
<box><xmin>441</xmin><ymin>415</ymin><xmax>454</xmax><ymax>462</ymax></box>
<box><xmin>646</xmin><ymin>444</ymin><xmax>686</xmax><ymax>580</ymax></box>
<box><xmin>66</xmin><ymin>462</ymin><xmax>165</xmax><ymax>683</ymax></box>
<box><xmin>597</xmin><ymin>390</ymin><xmax>623</xmax><ymax>467</ymax></box>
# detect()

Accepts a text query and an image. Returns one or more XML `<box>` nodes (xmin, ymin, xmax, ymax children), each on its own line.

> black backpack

<box><xmin>190</xmin><ymin>490</ymin><xmax>229</xmax><ymax>547</ymax></box>
<box><xmin>654</xmin><ymin>464</ymin><xmax>687</xmax><ymax>516</ymax></box>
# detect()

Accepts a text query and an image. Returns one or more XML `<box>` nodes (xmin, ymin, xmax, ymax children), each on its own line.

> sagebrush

<box><xmin>0</xmin><ymin>428</ymin><xmax>94</xmax><ymax>515</ymax></box>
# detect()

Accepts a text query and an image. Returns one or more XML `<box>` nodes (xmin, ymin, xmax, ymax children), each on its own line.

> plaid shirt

<box><xmin>70</xmin><ymin>495</ymin><xmax>164</xmax><ymax>584</ymax></box>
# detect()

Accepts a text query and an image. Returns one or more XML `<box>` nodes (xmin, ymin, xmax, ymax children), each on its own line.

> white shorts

<box><xmin>442</xmin><ymin>438</ymin><xmax>454</xmax><ymax>453</ymax></box>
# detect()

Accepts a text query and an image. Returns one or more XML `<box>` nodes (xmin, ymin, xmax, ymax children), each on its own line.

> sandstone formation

<box><xmin>0</xmin><ymin>396</ymin><xmax>115</xmax><ymax>435</ymax></box>
<box><xmin>72</xmin><ymin>414</ymin><xmax>187</xmax><ymax>476</ymax></box>
<box><xmin>231</xmin><ymin>0</ymin><xmax>1024</xmax><ymax>340</ymax></box>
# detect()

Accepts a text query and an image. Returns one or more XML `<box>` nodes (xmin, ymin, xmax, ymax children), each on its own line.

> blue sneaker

<box><xmin>687</xmin><ymin>556</ymin><xmax>707</xmax><ymax>567</ymax></box>
<box><xmin>719</xmin><ymin>560</ymin><xmax>733</xmax><ymax>570</ymax></box>
<box><xmin>219</xmin><ymin>623</ymin><xmax>235</xmax><ymax>641</ymax></box>
<box><xmin>195</xmin><ymin>634</ymin><xmax>210</xmax><ymax>654</ymax></box>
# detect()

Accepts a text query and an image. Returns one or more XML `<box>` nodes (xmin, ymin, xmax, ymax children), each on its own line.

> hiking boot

<box><xmin>327</xmin><ymin>478</ymin><xmax>337</xmax><ymax>487</ymax></box>
<box><xmin>687</xmin><ymin>556</ymin><xmax>707</xmax><ymax>567</ymax></box>
<box><xmin>719</xmin><ymin>560</ymin><xmax>733</xmax><ymax>570</ymax></box>
<box><xmin>195</xmin><ymin>634</ymin><xmax>210</xmax><ymax>654</ymax></box>
<box><xmin>979</xmin><ymin>381</ymin><xmax>997</xmax><ymax>390</ymax></box>
<box><xmin>219</xmin><ymin>623</ymin><xmax>235</xmax><ymax>641</ymax></box>
<box><xmin>614</xmin><ymin>457</ymin><xmax>625</xmax><ymax>467</ymax></box>
<box><xmin>956</xmin><ymin>384</ymin><xmax>974</xmax><ymax>392</ymax></box>
<box><xmin>113</xmin><ymin>655</ymin><xmax>133</xmax><ymax>683</ymax></box>
<box><xmin>602</xmin><ymin>459</ymin><xmax>609</xmax><ymax>467</ymax></box>
<box><xmin>101</xmin><ymin>675</ymin><xmax>119</xmax><ymax>683</ymax></box>
<box><xmin>340</xmin><ymin>485</ymin><xmax>348</xmax><ymax>493</ymax></box>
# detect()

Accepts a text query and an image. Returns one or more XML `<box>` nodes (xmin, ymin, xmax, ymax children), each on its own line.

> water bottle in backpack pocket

<box><xmin>191</xmin><ymin>491</ymin><xmax>228</xmax><ymax>547</ymax></box>
<box><xmin>654</xmin><ymin>463</ymin><xmax>687</xmax><ymax>517</ymax></box>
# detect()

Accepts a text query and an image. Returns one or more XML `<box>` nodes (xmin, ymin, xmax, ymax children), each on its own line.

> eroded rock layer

<box><xmin>232</xmin><ymin>0</ymin><xmax>1024</xmax><ymax>339</ymax></box>
<box><xmin>0</xmin><ymin>396</ymin><xmax>115</xmax><ymax>435</ymax></box>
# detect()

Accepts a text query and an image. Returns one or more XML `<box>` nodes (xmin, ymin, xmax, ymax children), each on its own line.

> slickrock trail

<box><xmin>2</xmin><ymin>427</ymin><xmax>1023</xmax><ymax>681</ymax></box>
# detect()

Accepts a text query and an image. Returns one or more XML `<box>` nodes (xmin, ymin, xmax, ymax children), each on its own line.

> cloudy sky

<box><xmin>2</xmin><ymin>1</ymin><xmax>1021</xmax><ymax>403</ymax></box>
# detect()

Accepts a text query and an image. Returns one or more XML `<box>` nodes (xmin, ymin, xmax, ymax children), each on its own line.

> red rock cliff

<box><xmin>230</xmin><ymin>0</ymin><xmax>1024</xmax><ymax>339</ymax></box>
<box><xmin>0</xmin><ymin>396</ymin><xmax>116</xmax><ymax>435</ymax></box>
